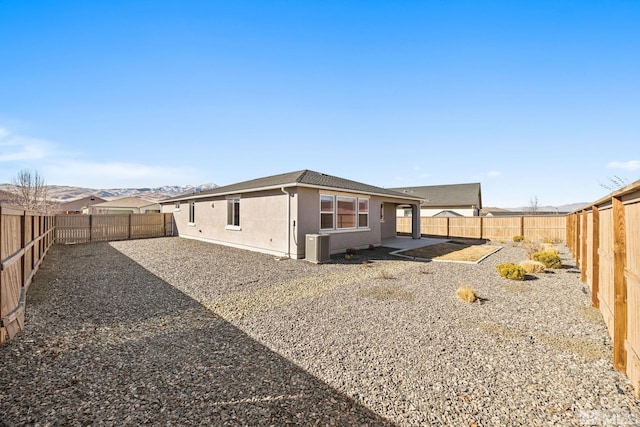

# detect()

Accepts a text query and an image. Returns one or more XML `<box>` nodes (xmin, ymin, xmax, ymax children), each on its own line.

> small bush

<box><xmin>346</xmin><ymin>248</ymin><xmax>357</xmax><ymax>255</ymax></box>
<box><xmin>519</xmin><ymin>260</ymin><xmax>546</xmax><ymax>274</ymax></box>
<box><xmin>512</xmin><ymin>235</ymin><xmax>524</xmax><ymax>242</ymax></box>
<box><xmin>368</xmin><ymin>244</ymin><xmax>375</xmax><ymax>250</ymax></box>
<box><xmin>532</xmin><ymin>251</ymin><xmax>562</xmax><ymax>269</ymax></box>
<box><xmin>496</xmin><ymin>263</ymin><xmax>526</xmax><ymax>281</ymax></box>
<box><xmin>522</xmin><ymin>240</ymin><xmax>543</xmax><ymax>258</ymax></box>
<box><xmin>541</xmin><ymin>243</ymin><xmax>559</xmax><ymax>254</ymax></box>
<box><xmin>456</xmin><ymin>286</ymin><xmax>477</xmax><ymax>303</ymax></box>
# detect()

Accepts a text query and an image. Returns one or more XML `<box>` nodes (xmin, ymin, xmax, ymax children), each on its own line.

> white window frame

<box><xmin>380</xmin><ymin>202</ymin><xmax>385</xmax><ymax>222</ymax></box>
<box><xmin>188</xmin><ymin>201</ymin><xmax>195</xmax><ymax>225</ymax></box>
<box><xmin>358</xmin><ymin>198</ymin><xmax>369</xmax><ymax>228</ymax></box>
<box><xmin>320</xmin><ymin>194</ymin><xmax>370</xmax><ymax>232</ymax></box>
<box><xmin>226</xmin><ymin>195</ymin><xmax>241</xmax><ymax>230</ymax></box>
<box><xmin>174</xmin><ymin>202</ymin><xmax>181</xmax><ymax>212</ymax></box>
<box><xmin>320</xmin><ymin>195</ymin><xmax>335</xmax><ymax>231</ymax></box>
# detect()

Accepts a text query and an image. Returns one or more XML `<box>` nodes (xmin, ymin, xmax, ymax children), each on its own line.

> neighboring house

<box><xmin>483</xmin><ymin>210</ymin><xmax>562</xmax><ymax>217</ymax></box>
<box><xmin>391</xmin><ymin>183</ymin><xmax>482</xmax><ymax>217</ymax></box>
<box><xmin>86</xmin><ymin>197</ymin><xmax>161</xmax><ymax>215</ymax></box>
<box><xmin>160</xmin><ymin>169</ymin><xmax>422</xmax><ymax>259</ymax></box>
<box><xmin>57</xmin><ymin>195</ymin><xmax>107</xmax><ymax>214</ymax></box>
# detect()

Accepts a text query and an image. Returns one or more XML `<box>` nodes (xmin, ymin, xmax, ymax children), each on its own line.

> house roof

<box><xmin>389</xmin><ymin>183</ymin><xmax>482</xmax><ymax>208</ymax></box>
<box><xmin>90</xmin><ymin>196</ymin><xmax>158</xmax><ymax>209</ymax></box>
<box><xmin>162</xmin><ymin>170</ymin><xmax>422</xmax><ymax>203</ymax></box>
<box><xmin>58</xmin><ymin>195</ymin><xmax>107</xmax><ymax>212</ymax></box>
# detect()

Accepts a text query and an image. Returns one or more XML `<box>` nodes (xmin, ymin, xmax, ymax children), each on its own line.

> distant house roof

<box><xmin>389</xmin><ymin>183</ymin><xmax>482</xmax><ymax>209</ymax></box>
<box><xmin>91</xmin><ymin>197</ymin><xmax>158</xmax><ymax>209</ymax></box>
<box><xmin>161</xmin><ymin>170</ymin><xmax>422</xmax><ymax>203</ymax></box>
<box><xmin>432</xmin><ymin>210</ymin><xmax>464</xmax><ymax>217</ymax></box>
<box><xmin>58</xmin><ymin>195</ymin><xmax>107</xmax><ymax>212</ymax></box>
<box><xmin>483</xmin><ymin>210</ymin><xmax>562</xmax><ymax>217</ymax></box>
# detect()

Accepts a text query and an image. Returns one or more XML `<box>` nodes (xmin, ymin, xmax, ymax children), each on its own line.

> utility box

<box><xmin>305</xmin><ymin>234</ymin><xmax>331</xmax><ymax>263</ymax></box>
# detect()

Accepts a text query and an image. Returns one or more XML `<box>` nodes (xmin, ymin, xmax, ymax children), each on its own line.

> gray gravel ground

<box><xmin>1</xmin><ymin>236</ymin><xmax>639</xmax><ymax>426</ymax></box>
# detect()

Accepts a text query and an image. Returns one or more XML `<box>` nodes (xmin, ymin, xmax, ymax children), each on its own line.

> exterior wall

<box><xmin>170</xmin><ymin>189</ymin><xmax>290</xmax><ymax>257</ymax></box>
<box><xmin>296</xmin><ymin>187</ymin><xmax>385</xmax><ymax>255</ymax></box>
<box><xmin>380</xmin><ymin>202</ymin><xmax>397</xmax><ymax>239</ymax></box>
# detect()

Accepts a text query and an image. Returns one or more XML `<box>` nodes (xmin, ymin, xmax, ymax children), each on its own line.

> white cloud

<box><xmin>0</xmin><ymin>130</ymin><xmax>52</xmax><ymax>162</ymax></box>
<box><xmin>487</xmin><ymin>170</ymin><xmax>502</xmax><ymax>177</ymax></box>
<box><xmin>607</xmin><ymin>160</ymin><xmax>640</xmax><ymax>171</ymax></box>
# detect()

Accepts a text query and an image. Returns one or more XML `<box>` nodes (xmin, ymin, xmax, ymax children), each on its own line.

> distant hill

<box><xmin>482</xmin><ymin>202</ymin><xmax>590</xmax><ymax>215</ymax></box>
<box><xmin>0</xmin><ymin>183</ymin><xmax>218</xmax><ymax>203</ymax></box>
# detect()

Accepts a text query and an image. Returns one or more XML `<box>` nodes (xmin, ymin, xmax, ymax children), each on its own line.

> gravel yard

<box><xmin>1</xmin><ymin>236</ymin><xmax>639</xmax><ymax>426</ymax></box>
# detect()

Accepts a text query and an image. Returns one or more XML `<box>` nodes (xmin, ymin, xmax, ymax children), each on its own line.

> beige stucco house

<box><xmin>391</xmin><ymin>183</ymin><xmax>482</xmax><ymax>217</ymax></box>
<box><xmin>160</xmin><ymin>170</ymin><xmax>422</xmax><ymax>259</ymax></box>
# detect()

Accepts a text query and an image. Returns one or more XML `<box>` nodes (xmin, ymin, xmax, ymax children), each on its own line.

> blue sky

<box><xmin>0</xmin><ymin>1</ymin><xmax>638</xmax><ymax>207</ymax></box>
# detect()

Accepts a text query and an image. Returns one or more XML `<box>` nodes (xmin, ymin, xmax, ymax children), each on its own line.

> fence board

<box><xmin>567</xmin><ymin>181</ymin><xmax>640</xmax><ymax>397</ymax></box>
<box><xmin>55</xmin><ymin>213</ymin><xmax>173</xmax><ymax>244</ymax></box>
<box><xmin>398</xmin><ymin>215</ymin><xmax>566</xmax><ymax>242</ymax></box>
<box><xmin>0</xmin><ymin>207</ymin><xmax>55</xmax><ymax>345</ymax></box>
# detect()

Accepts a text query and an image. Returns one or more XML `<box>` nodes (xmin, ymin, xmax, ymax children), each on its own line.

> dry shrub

<box><xmin>378</xmin><ymin>270</ymin><xmax>394</xmax><ymax>279</ymax></box>
<box><xmin>519</xmin><ymin>260</ymin><xmax>546</xmax><ymax>274</ymax></box>
<box><xmin>358</xmin><ymin>285</ymin><xmax>415</xmax><ymax>301</ymax></box>
<box><xmin>456</xmin><ymin>286</ymin><xmax>477</xmax><ymax>303</ymax></box>
<box><xmin>419</xmin><ymin>267</ymin><xmax>431</xmax><ymax>274</ymax></box>
<box><xmin>541</xmin><ymin>243</ymin><xmax>559</xmax><ymax>254</ymax></box>
<box><xmin>512</xmin><ymin>235</ymin><xmax>524</xmax><ymax>242</ymax></box>
<box><xmin>522</xmin><ymin>240</ymin><xmax>543</xmax><ymax>258</ymax></box>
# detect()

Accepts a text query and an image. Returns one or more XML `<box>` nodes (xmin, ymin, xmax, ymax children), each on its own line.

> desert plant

<box><xmin>456</xmin><ymin>286</ymin><xmax>478</xmax><ymax>303</ymax></box>
<box><xmin>512</xmin><ymin>235</ymin><xmax>524</xmax><ymax>242</ymax></box>
<box><xmin>496</xmin><ymin>263</ymin><xmax>526</xmax><ymax>281</ymax></box>
<box><xmin>519</xmin><ymin>260</ymin><xmax>546</xmax><ymax>274</ymax></box>
<box><xmin>541</xmin><ymin>242</ymin><xmax>559</xmax><ymax>254</ymax></box>
<box><xmin>522</xmin><ymin>240</ymin><xmax>543</xmax><ymax>258</ymax></box>
<box><xmin>368</xmin><ymin>244</ymin><xmax>375</xmax><ymax>250</ymax></box>
<box><xmin>346</xmin><ymin>248</ymin><xmax>357</xmax><ymax>255</ymax></box>
<box><xmin>378</xmin><ymin>270</ymin><xmax>394</xmax><ymax>279</ymax></box>
<box><xmin>532</xmin><ymin>251</ymin><xmax>562</xmax><ymax>269</ymax></box>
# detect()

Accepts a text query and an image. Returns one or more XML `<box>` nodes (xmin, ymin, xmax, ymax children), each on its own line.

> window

<box><xmin>359</xmin><ymin>199</ymin><xmax>369</xmax><ymax>227</ymax></box>
<box><xmin>174</xmin><ymin>202</ymin><xmax>181</xmax><ymax>212</ymax></box>
<box><xmin>337</xmin><ymin>196</ymin><xmax>356</xmax><ymax>229</ymax></box>
<box><xmin>320</xmin><ymin>195</ymin><xmax>369</xmax><ymax>230</ymax></box>
<box><xmin>188</xmin><ymin>201</ymin><xmax>195</xmax><ymax>224</ymax></box>
<box><xmin>320</xmin><ymin>195</ymin><xmax>334</xmax><ymax>230</ymax></box>
<box><xmin>380</xmin><ymin>203</ymin><xmax>385</xmax><ymax>222</ymax></box>
<box><xmin>227</xmin><ymin>198</ymin><xmax>240</xmax><ymax>227</ymax></box>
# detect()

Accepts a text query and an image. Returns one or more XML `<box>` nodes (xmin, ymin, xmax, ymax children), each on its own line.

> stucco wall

<box><xmin>168</xmin><ymin>190</ymin><xmax>290</xmax><ymax>257</ymax></box>
<box><xmin>296</xmin><ymin>187</ymin><xmax>383</xmax><ymax>255</ymax></box>
<box><xmin>380</xmin><ymin>202</ymin><xmax>397</xmax><ymax>239</ymax></box>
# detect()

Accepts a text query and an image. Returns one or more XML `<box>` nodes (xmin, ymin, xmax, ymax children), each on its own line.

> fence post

<box><xmin>613</xmin><ymin>196</ymin><xmax>627</xmax><ymax>373</ymax></box>
<box><xmin>128</xmin><ymin>214</ymin><xmax>132</xmax><ymax>240</ymax></box>
<box><xmin>591</xmin><ymin>206</ymin><xmax>600</xmax><ymax>308</ymax></box>
<box><xmin>581</xmin><ymin>209</ymin><xmax>588</xmax><ymax>283</ymax></box>
<box><xmin>89</xmin><ymin>214</ymin><xmax>93</xmax><ymax>242</ymax></box>
<box><xmin>20</xmin><ymin>211</ymin><xmax>26</xmax><ymax>289</ymax></box>
<box><xmin>519</xmin><ymin>216</ymin><xmax>524</xmax><ymax>238</ymax></box>
<box><xmin>479</xmin><ymin>216</ymin><xmax>483</xmax><ymax>240</ymax></box>
<box><xmin>446</xmin><ymin>217</ymin><xmax>450</xmax><ymax>238</ymax></box>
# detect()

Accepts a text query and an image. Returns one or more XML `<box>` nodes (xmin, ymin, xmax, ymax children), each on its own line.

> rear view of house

<box><xmin>160</xmin><ymin>170</ymin><xmax>422</xmax><ymax>259</ymax></box>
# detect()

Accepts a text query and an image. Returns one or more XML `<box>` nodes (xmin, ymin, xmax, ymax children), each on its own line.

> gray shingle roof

<box><xmin>162</xmin><ymin>170</ymin><xmax>421</xmax><ymax>202</ymax></box>
<box><xmin>390</xmin><ymin>183</ymin><xmax>482</xmax><ymax>208</ymax></box>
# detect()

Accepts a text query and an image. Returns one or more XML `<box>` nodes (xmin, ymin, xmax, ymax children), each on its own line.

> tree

<box><xmin>9</xmin><ymin>169</ymin><xmax>57</xmax><ymax>214</ymax></box>
<box><xmin>599</xmin><ymin>175</ymin><xmax>630</xmax><ymax>192</ymax></box>
<box><xmin>526</xmin><ymin>195</ymin><xmax>539</xmax><ymax>214</ymax></box>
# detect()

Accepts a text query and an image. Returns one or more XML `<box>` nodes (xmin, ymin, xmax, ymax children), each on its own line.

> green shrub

<box><xmin>532</xmin><ymin>251</ymin><xmax>562</xmax><ymax>269</ymax></box>
<box><xmin>512</xmin><ymin>235</ymin><xmax>524</xmax><ymax>242</ymax></box>
<box><xmin>496</xmin><ymin>263</ymin><xmax>526</xmax><ymax>281</ymax></box>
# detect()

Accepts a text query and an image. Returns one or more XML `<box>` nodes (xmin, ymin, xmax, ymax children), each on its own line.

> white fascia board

<box><xmin>160</xmin><ymin>183</ymin><xmax>298</xmax><ymax>204</ymax></box>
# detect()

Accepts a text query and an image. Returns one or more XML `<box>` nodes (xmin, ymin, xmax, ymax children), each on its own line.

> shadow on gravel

<box><xmin>0</xmin><ymin>243</ymin><xmax>394</xmax><ymax>426</ymax></box>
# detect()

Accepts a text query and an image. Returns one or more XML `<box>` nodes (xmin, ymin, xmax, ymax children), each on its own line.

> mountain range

<box><xmin>0</xmin><ymin>183</ymin><xmax>218</xmax><ymax>203</ymax></box>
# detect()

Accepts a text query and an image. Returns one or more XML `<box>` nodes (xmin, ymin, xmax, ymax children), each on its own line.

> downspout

<box><xmin>281</xmin><ymin>187</ymin><xmax>291</xmax><ymax>258</ymax></box>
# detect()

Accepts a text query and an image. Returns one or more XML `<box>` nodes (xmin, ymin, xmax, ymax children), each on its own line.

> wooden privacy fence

<box><xmin>55</xmin><ymin>213</ymin><xmax>174</xmax><ymax>244</ymax></box>
<box><xmin>0</xmin><ymin>207</ymin><xmax>55</xmax><ymax>345</ymax></box>
<box><xmin>567</xmin><ymin>180</ymin><xmax>640</xmax><ymax>397</ymax></box>
<box><xmin>397</xmin><ymin>215</ymin><xmax>566</xmax><ymax>242</ymax></box>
